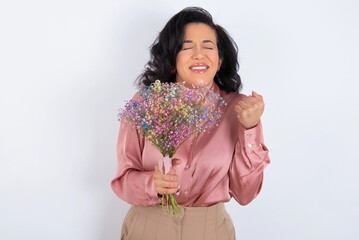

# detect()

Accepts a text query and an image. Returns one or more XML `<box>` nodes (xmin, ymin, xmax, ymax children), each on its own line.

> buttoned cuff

<box><xmin>238</xmin><ymin>121</ymin><xmax>263</xmax><ymax>152</ymax></box>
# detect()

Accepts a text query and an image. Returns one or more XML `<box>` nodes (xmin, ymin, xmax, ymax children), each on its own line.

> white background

<box><xmin>1</xmin><ymin>0</ymin><xmax>358</xmax><ymax>239</ymax></box>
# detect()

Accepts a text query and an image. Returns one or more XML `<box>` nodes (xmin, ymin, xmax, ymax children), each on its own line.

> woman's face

<box><xmin>175</xmin><ymin>23</ymin><xmax>221</xmax><ymax>88</ymax></box>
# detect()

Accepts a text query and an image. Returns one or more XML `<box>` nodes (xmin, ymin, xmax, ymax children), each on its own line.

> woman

<box><xmin>111</xmin><ymin>7</ymin><xmax>270</xmax><ymax>240</ymax></box>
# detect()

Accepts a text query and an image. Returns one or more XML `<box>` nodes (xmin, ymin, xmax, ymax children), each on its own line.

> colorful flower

<box><xmin>118</xmin><ymin>80</ymin><xmax>226</xmax><ymax>214</ymax></box>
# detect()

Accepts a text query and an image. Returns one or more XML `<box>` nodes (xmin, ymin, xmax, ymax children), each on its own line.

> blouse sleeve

<box><xmin>110</xmin><ymin>114</ymin><xmax>161</xmax><ymax>206</ymax></box>
<box><xmin>229</xmin><ymin>120</ymin><xmax>270</xmax><ymax>205</ymax></box>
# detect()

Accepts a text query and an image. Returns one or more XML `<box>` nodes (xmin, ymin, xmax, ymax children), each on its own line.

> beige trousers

<box><xmin>121</xmin><ymin>203</ymin><xmax>236</xmax><ymax>240</ymax></box>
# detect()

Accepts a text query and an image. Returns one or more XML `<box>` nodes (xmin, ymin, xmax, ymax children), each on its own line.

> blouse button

<box><xmin>185</xmin><ymin>164</ymin><xmax>190</xmax><ymax>170</ymax></box>
<box><xmin>248</xmin><ymin>143</ymin><xmax>252</xmax><ymax>148</ymax></box>
<box><xmin>184</xmin><ymin>190</ymin><xmax>189</xmax><ymax>196</ymax></box>
<box><xmin>245</xmin><ymin>133</ymin><xmax>252</xmax><ymax>139</ymax></box>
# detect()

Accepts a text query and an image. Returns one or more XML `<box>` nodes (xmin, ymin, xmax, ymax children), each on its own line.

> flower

<box><xmin>118</xmin><ymin>80</ymin><xmax>226</xmax><ymax>214</ymax></box>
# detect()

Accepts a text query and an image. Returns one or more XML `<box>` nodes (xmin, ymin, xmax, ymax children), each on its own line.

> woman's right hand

<box><xmin>154</xmin><ymin>159</ymin><xmax>181</xmax><ymax>195</ymax></box>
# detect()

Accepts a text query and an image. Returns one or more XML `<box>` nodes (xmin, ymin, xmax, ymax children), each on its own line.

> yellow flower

<box><xmin>153</xmin><ymin>80</ymin><xmax>162</xmax><ymax>93</ymax></box>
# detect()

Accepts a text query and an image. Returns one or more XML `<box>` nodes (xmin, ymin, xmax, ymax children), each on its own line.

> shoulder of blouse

<box><xmin>131</xmin><ymin>91</ymin><xmax>141</xmax><ymax>100</ymax></box>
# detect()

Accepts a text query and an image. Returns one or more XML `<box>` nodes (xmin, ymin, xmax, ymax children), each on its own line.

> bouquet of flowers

<box><xmin>118</xmin><ymin>80</ymin><xmax>226</xmax><ymax>215</ymax></box>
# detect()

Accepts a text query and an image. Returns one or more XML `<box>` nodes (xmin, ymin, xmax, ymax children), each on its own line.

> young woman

<box><xmin>111</xmin><ymin>7</ymin><xmax>270</xmax><ymax>240</ymax></box>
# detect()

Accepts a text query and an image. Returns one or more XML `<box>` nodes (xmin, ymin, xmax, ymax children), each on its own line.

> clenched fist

<box><xmin>235</xmin><ymin>91</ymin><xmax>265</xmax><ymax>129</ymax></box>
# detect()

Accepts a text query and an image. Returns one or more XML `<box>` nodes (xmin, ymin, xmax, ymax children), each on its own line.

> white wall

<box><xmin>1</xmin><ymin>0</ymin><xmax>358</xmax><ymax>239</ymax></box>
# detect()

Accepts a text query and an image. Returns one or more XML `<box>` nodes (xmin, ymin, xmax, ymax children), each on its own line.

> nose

<box><xmin>192</xmin><ymin>46</ymin><xmax>204</xmax><ymax>60</ymax></box>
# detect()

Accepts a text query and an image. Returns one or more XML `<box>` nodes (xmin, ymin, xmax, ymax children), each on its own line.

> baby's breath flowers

<box><xmin>118</xmin><ymin>80</ymin><xmax>226</xmax><ymax>215</ymax></box>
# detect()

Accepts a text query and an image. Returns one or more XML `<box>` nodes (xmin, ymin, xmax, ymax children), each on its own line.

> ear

<box><xmin>217</xmin><ymin>58</ymin><xmax>223</xmax><ymax>71</ymax></box>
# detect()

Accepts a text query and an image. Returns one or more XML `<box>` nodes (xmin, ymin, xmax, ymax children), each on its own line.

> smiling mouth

<box><xmin>189</xmin><ymin>65</ymin><xmax>209</xmax><ymax>73</ymax></box>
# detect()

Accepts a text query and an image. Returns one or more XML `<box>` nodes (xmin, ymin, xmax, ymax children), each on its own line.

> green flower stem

<box><xmin>161</xmin><ymin>193</ymin><xmax>181</xmax><ymax>215</ymax></box>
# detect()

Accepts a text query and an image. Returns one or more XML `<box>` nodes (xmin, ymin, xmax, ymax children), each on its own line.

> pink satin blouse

<box><xmin>111</xmin><ymin>83</ymin><xmax>270</xmax><ymax>207</ymax></box>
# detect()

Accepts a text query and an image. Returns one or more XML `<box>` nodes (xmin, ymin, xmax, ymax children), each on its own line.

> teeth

<box><xmin>191</xmin><ymin>66</ymin><xmax>207</xmax><ymax>70</ymax></box>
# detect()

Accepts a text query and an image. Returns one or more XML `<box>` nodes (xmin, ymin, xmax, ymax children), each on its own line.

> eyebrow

<box><xmin>182</xmin><ymin>40</ymin><xmax>215</xmax><ymax>44</ymax></box>
<box><xmin>203</xmin><ymin>40</ymin><xmax>215</xmax><ymax>44</ymax></box>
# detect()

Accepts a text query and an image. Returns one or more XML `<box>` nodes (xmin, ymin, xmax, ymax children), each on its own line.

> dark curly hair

<box><xmin>135</xmin><ymin>7</ymin><xmax>242</xmax><ymax>93</ymax></box>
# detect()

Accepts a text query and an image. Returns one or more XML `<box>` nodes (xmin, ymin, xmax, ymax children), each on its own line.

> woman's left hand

<box><xmin>234</xmin><ymin>91</ymin><xmax>265</xmax><ymax>129</ymax></box>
